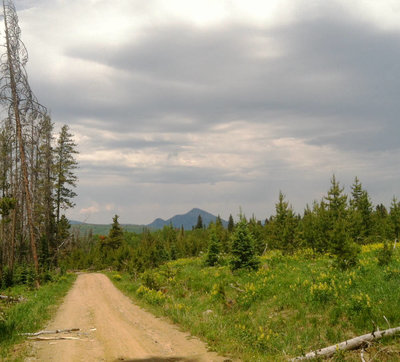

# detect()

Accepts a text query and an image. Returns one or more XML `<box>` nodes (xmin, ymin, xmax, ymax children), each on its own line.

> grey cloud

<box><xmin>20</xmin><ymin>1</ymin><xmax>400</xmax><ymax>222</ymax></box>
<box><xmin>78</xmin><ymin>162</ymin><xmax>250</xmax><ymax>185</ymax></box>
<box><xmin>58</xmin><ymin>14</ymin><xmax>400</xmax><ymax>140</ymax></box>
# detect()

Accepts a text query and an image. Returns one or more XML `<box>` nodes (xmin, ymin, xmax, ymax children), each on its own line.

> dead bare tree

<box><xmin>0</xmin><ymin>0</ymin><xmax>47</xmax><ymax>287</ymax></box>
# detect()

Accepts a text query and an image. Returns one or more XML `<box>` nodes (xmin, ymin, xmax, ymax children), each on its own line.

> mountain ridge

<box><xmin>70</xmin><ymin>208</ymin><xmax>227</xmax><ymax>233</ymax></box>
<box><xmin>147</xmin><ymin>208</ymin><xmax>228</xmax><ymax>230</ymax></box>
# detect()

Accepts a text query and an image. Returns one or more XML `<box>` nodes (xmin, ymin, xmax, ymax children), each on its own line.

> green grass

<box><xmin>0</xmin><ymin>273</ymin><xmax>76</xmax><ymax>359</ymax></box>
<box><xmin>109</xmin><ymin>244</ymin><xmax>400</xmax><ymax>361</ymax></box>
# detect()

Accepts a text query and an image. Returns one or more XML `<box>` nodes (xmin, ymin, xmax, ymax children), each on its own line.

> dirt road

<box><xmin>27</xmin><ymin>273</ymin><xmax>230</xmax><ymax>362</ymax></box>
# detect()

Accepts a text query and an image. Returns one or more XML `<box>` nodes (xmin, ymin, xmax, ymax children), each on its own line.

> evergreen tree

<box><xmin>270</xmin><ymin>192</ymin><xmax>299</xmax><ymax>253</ymax></box>
<box><xmin>325</xmin><ymin>175</ymin><xmax>347</xmax><ymax>221</ymax></box>
<box><xmin>216</xmin><ymin>215</ymin><xmax>229</xmax><ymax>253</ymax></box>
<box><xmin>349</xmin><ymin>177</ymin><xmax>373</xmax><ymax>241</ymax></box>
<box><xmin>373</xmin><ymin>204</ymin><xmax>390</xmax><ymax>240</ymax></box>
<box><xmin>107</xmin><ymin>215</ymin><xmax>124</xmax><ymax>250</ymax></box>
<box><xmin>36</xmin><ymin>115</ymin><xmax>56</xmax><ymax>264</ymax></box>
<box><xmin>325</xmin><ymin>175</ymin><xmax>359</xmax><ymax>268</ymax></box>
<box><xmin>56</xmin><ymin>215</ymin><xmax>71</xmax><ymax>249</ymax></box>
<box><xmin>195</xmin><ymin>214</ymin><xmax>203</xmax><ymax>229</ymax></box>
<box><xmin>205</xmin><ymin>226</ymin><xmax>220</xmax><ymax>266</ymax></box>
<box><xmin>248</xmin><ymin>215</ymin><xmax>265</xmax><ymax>255</ymax></box>
<box><xmin>54</xmin><ymin>125</ymin><xmax>78</xmax><ymax>224</ymax></box>
<box><xmin>390</xmin><ymin>197</ymin><xmax>400</xmax><ymax>242</ymax></box>
<box><xmin>230</xmin><ymin>216</ymin><xmax>259</xmax><ymax>271</ymax></box>
<box><xmin>228</xmin><ymin>214</ymin><xmax>235</xmax><ymax>232</ymax></box>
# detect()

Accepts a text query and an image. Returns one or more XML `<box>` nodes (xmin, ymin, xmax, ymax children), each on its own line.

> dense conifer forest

<box><xmin>59</xmin><ymin>175</ymin><xmax>399</xmax><ymax>276</ymax></box>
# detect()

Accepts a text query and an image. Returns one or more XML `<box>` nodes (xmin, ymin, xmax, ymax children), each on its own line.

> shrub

<box><xmin>141</xmin><ymin>270</ymin><xmax>162</xmax><ymax>290</ymax></box>
<box><xmin>377</xmin><ymin>240</ymin><xmax>393</xmax><ymax>266</ymax></box>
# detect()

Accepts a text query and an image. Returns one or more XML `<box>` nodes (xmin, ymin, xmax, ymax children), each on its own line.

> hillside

<box><xmin>111</xmin><ymin>244</ymin><xmax>400</xmax><ymax>361</ymax></box>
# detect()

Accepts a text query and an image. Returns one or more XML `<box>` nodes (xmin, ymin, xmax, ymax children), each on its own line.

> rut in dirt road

<box><xmin>28</xmin><ymin>273</ymin><xmax>231</xmax><ymax>362</ymax></box>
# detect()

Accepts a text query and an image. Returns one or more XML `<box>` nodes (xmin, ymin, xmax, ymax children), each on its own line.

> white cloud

<box><xmin>79</xmin><ymin>204</ymin><xmax>100</xmax><ymax>215</ymax></box>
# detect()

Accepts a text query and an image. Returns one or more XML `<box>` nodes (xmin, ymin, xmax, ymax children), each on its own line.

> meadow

<box><xmin>111</xmin><ymin>243</ymin><xmax>400</xmax><ymax>361</ymax></box>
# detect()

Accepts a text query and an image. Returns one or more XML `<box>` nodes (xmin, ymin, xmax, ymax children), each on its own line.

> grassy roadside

<box><xmin>0</xmin><ymin>273</ymin><xmax>76</xmax><ymax>360</ymax></box>
<box><xmin>108</xmin><ymin>244</ymin><xmax>400</xmax><ymax>361</ymax></box>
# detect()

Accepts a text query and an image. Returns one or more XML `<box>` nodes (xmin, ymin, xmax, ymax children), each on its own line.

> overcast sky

<box><xmin>12</xmin><ymin>0</ymin><xmax>400</xmax><ymax>224</ymax></box>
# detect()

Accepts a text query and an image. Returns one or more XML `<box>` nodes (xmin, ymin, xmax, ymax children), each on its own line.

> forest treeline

<box><xmin>0</xmin><ymin>0</ymin><xmax>78</xmax><ymax>287</ymax></box>
<box><xmin>61</xmin><ymin>175</ymin><xmax>400</xmax><ymax>276</ymax></box>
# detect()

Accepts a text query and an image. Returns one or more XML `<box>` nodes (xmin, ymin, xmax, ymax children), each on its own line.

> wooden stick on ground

<box><xmin>27</xmin><ymin>336</ymin><xmax>80</xmax><ymax>341</ymax></box>
<box><xmin>293</xmin><ymin>326</ymin><xmax>400</xmax><ymax>360</ymax></box>
<box><xmin>21</xmin><ymin>328</ymin><xmax>80</xmax><ymax>336</ymax></box>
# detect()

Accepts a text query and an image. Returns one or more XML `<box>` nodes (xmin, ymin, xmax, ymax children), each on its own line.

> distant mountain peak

<box><xmin>147</xmin><ymin>208</ymin><xmax>227</xmax><ymax>230</ymax></box>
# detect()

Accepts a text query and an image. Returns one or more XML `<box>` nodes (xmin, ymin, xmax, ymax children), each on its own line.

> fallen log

<box><xmin>27</xmin><ymin>336</ymin><xmax>80</xmax><ymax>341</ymax></box>
<box><xmin>293</xmin><ymin>326</ymin><xmax>400</xmax><ymax>360</ymax></box>
<box><xmin>0</xmin><ymin>294</ymin><xmax>26</xmax><ymax>302</ymax></box>
<box><xmin>21</xmin><ymin>328</ymin><xmax>80</xmax><ymax>336</ymax></box>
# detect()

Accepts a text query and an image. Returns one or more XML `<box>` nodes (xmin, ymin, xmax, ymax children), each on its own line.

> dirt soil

<box><xmin>26</xmin><ymin>273</ymin><xmax>231</xmax><ymax>362</ymax></box>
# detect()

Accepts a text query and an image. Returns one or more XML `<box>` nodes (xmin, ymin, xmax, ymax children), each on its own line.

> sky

<box><xmin>11</xmin><ymin>0</ymin><xmax>400</xmax><ymax>224</ymax></box>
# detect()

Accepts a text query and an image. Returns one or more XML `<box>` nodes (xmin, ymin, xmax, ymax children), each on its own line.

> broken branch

<box><xmin>21</xmin><ymin>328</ymin><xmax>80</xmax><ymax>336</ymax></box>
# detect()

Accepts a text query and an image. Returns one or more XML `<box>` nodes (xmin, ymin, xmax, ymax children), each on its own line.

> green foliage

<box><xmin>57</xmin><ymin>214</ymin><xmax>71</xmax><ymax>244</ymax></box>
<box><xmin>349</xmin><ymin>177</ymin><xmax>373</xmax><ymax>240</ymax></box>
<box><xmin>330</xmin><ymin>220</ymin><xmax>360</xmax><ymax>269</ymax></box>
<box><xmin>230</xmin><ymin>217</ymin><xmax>259</xmax><ymax>271</ymax></box>
<box><xmin>377</xmin><ymin>240</ymin><xmax>393</xmax><ymax>266</ymax></box>
<box><xmin>1</xmin><ymin>266</ymin><xmax>13</xmax><ymax>289</ymax></box>
<box><xmin>205</xmin><ymin>226</ymin><xmax>220</xmax><ymax>266</ymax></box>
<box><xmin>270</xmin><ymin>192</ymin><xmax>299</xmax><ymax>253</ymax></box>
<box><xmin>390</xmin><ymin>197</ymin><xmax>400</xmax><ymax>240</ymax></box>
<box><xmin>0</xmin><ymin>197</ymin><xmax>16</xmax><ymax>217</ymax></box>
<box><xmin>324</xmin><ymin>176</ymin><xmax>360</xmax><ymax>268</ymax></box>
<box><xmin>248</xmin><ymin>216</ymin><xmax>265</xmax><ymax>255</ymax></box>
<box><xmin>228</xmin><ymin>214</ymin><xmax>235</xmax><ymax>232</ymax></box>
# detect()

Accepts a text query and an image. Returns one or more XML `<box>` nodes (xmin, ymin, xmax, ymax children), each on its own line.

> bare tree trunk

<box><xmin>3</xmin><ymin>2</ymin><xmax>39</xmax><ymax>287</ymax></box>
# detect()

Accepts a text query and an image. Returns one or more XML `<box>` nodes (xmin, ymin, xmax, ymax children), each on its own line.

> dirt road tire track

<box><xmin>27</xmin><ymin>273</ymin><xmax>231</xmax><ymax>362</ymax></box>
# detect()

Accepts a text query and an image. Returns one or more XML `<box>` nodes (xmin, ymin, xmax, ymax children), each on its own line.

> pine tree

<box><xmin>325</xmin><ymin>175</ymin><xmax>347</xmax><ymax>221</ymax></box>
<box><xmin>230</xmin><ymin>216</ymin><xmax>259</xmax><ymax>271</ymax></box>
<box><xmin>390</xmin><ymin>197</ymin><xmax>400</xmax><ymax>242</ymax></box>
<box><xmin>215</xmin><ymin>215</ymin><xmax>229</xmax><ymax>253</ymax></box>
<box><xmin>373</xmin><ymin>204</ymin><xmax>390</xmax><ymax>240</ymax></box>
<box><xmin>271</xmin><ymin>192</ymin><xmax>299</xmax><ymax>253</ymax></box>
<box><xmin>107</xmin><ymin>215</ymin><xmax>124</xmax><ymax>250</ymax></box>
<box><xmin>195</xmin><ymin>214</ymin><xmax>203</xmax><ymax>229</ymax></box>
<box><xmin>56</xmin><ymin>215</ymin><xmax>71</xmax><ymax>248</ymax></box>
<box><xmin>54</xmin><ymin>125</ymin><xmax>78</xmax><ymax>225</ymax></box>
<box><xmin>205</xmin><ymin>226</ymin><xmax>220</xmax><ymax>266</ymax></box>
<box><xmin>36</xmin><ymin>115</ymin><xmax>56</xmax><ymax>264</ymax></box>
<box><xmin>350</xmin><ymin>177</ymin><xmax>373</xmax><ymax>241</ymax></box>
<box><xmin>325</xmin><ymin>175</ymin><xmax>359</xmax><ymax>268</ymax></box>
<box><xmin>228</xmin><ymin>214</ymin><xmax>235</xmax><ymax>232</ymax></box>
